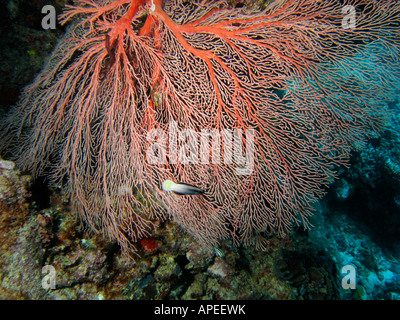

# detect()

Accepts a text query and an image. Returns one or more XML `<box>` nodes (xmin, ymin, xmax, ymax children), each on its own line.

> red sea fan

<box><xmin>1</xmin><ymin>0</ymin><xmax>399</xmax><ymax>258</ymax></box>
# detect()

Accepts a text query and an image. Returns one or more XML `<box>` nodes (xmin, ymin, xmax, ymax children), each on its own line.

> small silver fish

<box><xmin>214</xmin><ymin>247</ymin><xmax>225</xmax><ymax>258</ymax></box>
<box><xmin>162</xmin><ymin>180</ymin><xmax>204</xmax><ymax>195</ymax></box>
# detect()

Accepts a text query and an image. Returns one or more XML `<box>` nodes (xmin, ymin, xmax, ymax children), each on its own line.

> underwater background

<box><xmin>0</xmin><ymin>0</ymin><xmax>399</xmax><ymax>300</ymax></box>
